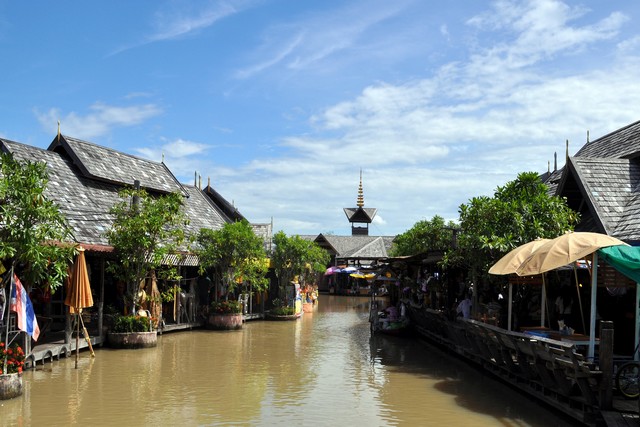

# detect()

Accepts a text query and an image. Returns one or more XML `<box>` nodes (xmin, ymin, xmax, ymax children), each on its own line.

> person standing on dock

<box><xmin>457</xmin><ymin>293</ymin><xmax>472</xmax><ymax>319</ymax></box>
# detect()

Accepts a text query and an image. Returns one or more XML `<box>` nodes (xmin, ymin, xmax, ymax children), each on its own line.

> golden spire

<box><xmin>357</xmin><ymin>169</ymin><xmax>364</xmax><ymax>208</ymax></box>
<box><xmin>57</xmin><ymin>120</ymin><xmax>61</xmax><ymax>142</ymax></box>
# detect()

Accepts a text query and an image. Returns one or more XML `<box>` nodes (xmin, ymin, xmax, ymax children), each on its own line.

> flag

<box><xmin>10</xmin><ymin>274</ymin><xmax>40</xmax><ymax>341</ymax></box>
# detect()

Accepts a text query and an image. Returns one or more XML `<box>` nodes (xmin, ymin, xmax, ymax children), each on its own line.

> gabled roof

<box><xmin>554</xmin><ymin>119</ymin><xmax>640</xmax><ymax>243</ymax></box>
<box><xmin>180</xmin><ymin>185</ymin><xmax>231</xmax><ymax>238</ymax></box>
<box><xmin>343</xmin><ymin>207</ymin><xmax>377</xmax><ymax>223</ymax></box>
<box><xmin>203</xmin><ymin>184</ymin><xmax>245</xmax><ymax>222</ymax></box>
<box><xmin>49</xmin><ymin>134</ymin><xmax>186</xmax><ymax>196</ymax></box>
<box><xmin>575</xmin><ymin>119</ymin><xmax>640</xmax><ymax>159</ymax></box>
<box><xmin>2</xmin><ymin>138</ymin><xmax>123</xmax><ymax>247</ymax></box>
<box><xmin>1</xmin><ymin>136</ymin><xmax>233</xmax><ymax>251</ymax></box>
<box><xmin>314</xmin><ymin>234</ymin><xmax>394</xmax><ymax>259</ymax></box>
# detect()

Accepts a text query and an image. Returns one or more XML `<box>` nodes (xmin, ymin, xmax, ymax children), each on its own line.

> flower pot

<box><xmin>0</xmin><ymin>373</ymin><xmax>23</xmax><ymax>400</ymax></box>
<box><xmin>107</xmin><ymin>331</ymin><xmax>158</xmax><ymax>349</ymax></box>
<box><xmin>207</xmin><ymin>313</ymin><xmax>243</xmax><ymax>330</ymax></box>
<box><xmin>264</xmin><ymin>311</ymin><xmax>298</xmax><ymax>321</ymax></box>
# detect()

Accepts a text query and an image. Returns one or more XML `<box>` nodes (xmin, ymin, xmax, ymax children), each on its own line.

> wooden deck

<box><xmin>405</xmin><ymin>303</ymin><xmax>640</xmax><ymax>427</ymax></box>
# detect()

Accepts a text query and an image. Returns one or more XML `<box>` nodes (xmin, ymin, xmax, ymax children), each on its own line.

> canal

<box><xmin>2</xmin><ymin>296</ymin><xmax>574</xmax><ymax>426</ymax></box>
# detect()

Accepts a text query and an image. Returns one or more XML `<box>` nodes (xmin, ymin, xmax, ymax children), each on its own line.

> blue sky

<box><xmin>2</xmin><ymin>0</ymin><xmax>640</xmax><ymax>237</ymax></box>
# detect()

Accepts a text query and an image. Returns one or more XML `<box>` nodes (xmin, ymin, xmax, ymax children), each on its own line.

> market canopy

<box><xmin>598</xmin><ymin>245</ymin><xmax>640</xmax><ymax>284</ymax></box>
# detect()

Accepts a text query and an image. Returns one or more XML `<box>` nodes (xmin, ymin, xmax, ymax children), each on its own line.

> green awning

<box><xmin>598</xmin><ymin>245</ymin><xmax>640</xmax><ymax>284</ymax></box>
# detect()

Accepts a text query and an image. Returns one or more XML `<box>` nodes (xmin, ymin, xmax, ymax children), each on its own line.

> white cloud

<box><xmin>235</xmin><ymin>0</ymin><xmax>411</xmax><ymax>78</ymax></box>
<box><xmin>35</xmin><ymin>103</ymin><xmax>162</xmax><ymax>140</ymax></box>
<box><xmin>137</xmin><ymin>0</ymin><xmax>640</xmax><ymax>236</ymax></box>
<box><xmin>110</xmin><ymin>1</ymin><xmax>247</xmax><ymax>56</ymax></box>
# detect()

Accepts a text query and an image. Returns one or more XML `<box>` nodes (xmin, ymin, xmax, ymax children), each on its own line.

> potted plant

<box><xmin>207</xmin><ymin>300</ymin><xmax>243</xmax><ymax>330</ymax></box>
<box><xmin>265</xmin><ymin>298</ymin><xmax>297</xmax><ymax>321</ymax></box>
<box><xmin>104</xmin><ymin>187</ymin><xmax>187</xmax><ymax>345</ymax></box>
<box><xmin>107</xmin><ymin>314</ymin><xmax>157</xmax><ymax>348</ymax></box>
<box><xmin>0</xmin><ymin>341</ymin><xmax>25</xmax><ymax>400</ymax></box>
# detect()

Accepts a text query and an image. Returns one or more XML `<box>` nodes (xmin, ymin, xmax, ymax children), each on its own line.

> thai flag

<box><xmin>10</xmin><ymin>274</ymin><xmax>40</xmax><ymax>341</ymax></box>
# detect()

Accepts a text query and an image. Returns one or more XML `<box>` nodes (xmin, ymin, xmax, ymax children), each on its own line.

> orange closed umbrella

<box><xmin>64</xmin><ymin>246</ymin><xmax>95</xmax><ymax>367</ymax></box>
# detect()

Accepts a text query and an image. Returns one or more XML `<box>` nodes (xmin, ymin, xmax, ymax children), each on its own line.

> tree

<box><xmin>0</xmin><ymin>152</ymin><xmax>74</xmax><ymax>291</ymax></box>
<box><xmin>195</xmin><ymin>220</ymin><xmax>269</xmax><ymax>299</ymax></box>
<box><xmin>271</xmin><ymin>231</ymin><xmax>329</xmax><ymax>299</ymax></box>
<box><xmin>390</xmin><ymin>215</ymin><xmax>458</xmax><ymax>256</ymax></box>
<box><xmin>450</xmin><ymin>171</ymin><xmax>579</xmax><ymax>284</ymax></box>
<box><xmin>104</xmin><ymin>188</ymin><xmax>188</xmax><ymax>315</ymax></box>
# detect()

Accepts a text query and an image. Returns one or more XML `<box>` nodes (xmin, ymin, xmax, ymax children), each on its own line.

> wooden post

<box><xmin>599</xmin><ymin>320</ymin><xmax>614</xmax><ymax>409</ymax></box>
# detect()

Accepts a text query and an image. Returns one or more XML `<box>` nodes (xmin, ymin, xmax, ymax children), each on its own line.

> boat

<box><xmin>369</xmin><ymin>302</ymin><xmax>410</xmax><ymax>336</ymax></box>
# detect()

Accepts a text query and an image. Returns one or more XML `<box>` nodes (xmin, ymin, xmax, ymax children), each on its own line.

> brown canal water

<box><xmin>2</xmin><ymin>296</ymin><xmax>574</xmax><ymax>426</ymax></box>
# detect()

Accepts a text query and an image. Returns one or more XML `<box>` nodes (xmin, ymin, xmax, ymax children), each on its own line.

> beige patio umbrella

<box><xmin>516</xmin><ymin>232</ymin><xmax>628</xmax><ymax>359</ymax></box>
<box><xmin>64</xmin><ymin>246</ymin><xmax>95</xmax><ymax>368</ymax></box>
<box><xmin>489</xmin><ymin>239</ymin><xmax>551</xmax><ymax>275</ymax></box>
<box><xmin>516</xmin><ymin>232</ymin><xmax>627</xmax><ymax>276</ymax></box>
<box><xmin>489</xmin><ymin>238</ymin><xmax>551</xmax><ymax>330</ymax></box>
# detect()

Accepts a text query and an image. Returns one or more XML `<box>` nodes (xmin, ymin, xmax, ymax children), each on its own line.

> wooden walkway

<box><xmin>404</xmin><ymin>304</ymin><xmax>640</xmax><ymax>426</ymax></box>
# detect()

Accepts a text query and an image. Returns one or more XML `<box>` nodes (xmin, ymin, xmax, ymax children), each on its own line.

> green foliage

<box><xmin>196</xmin><ymin>220</ymin><xmax>269</xmax><ymax>294</ymax></box>
<box><xmin>111</xmin><ymin>315</ymin><xmax>152</xmax><ymax>333</ymax></box>
<box><xmin>390</xmin><ymin>215</ymin><xmax>457</xmax><ymax>256</ymax></box>
<box><xmin>269</xmin><ymin>305</ymin><xmax>295</xmax><ymax>316</ymax></box>
<box><xmin>105</xmin><ymin>188</ymin><xmax>188</xmax><ymax>314</ymax></box>
<box><xmin>0</xmin><ymin>153</ymin><xmax>75</xmax><ymax>291</ymax></box>
<box><xmin>210</xmin><ymin>300</ymin><xmax>242</xmax><ymax>314</ymax></box>
<box><xmin>271</xmin><ymin>231</ymin><xmax>330</xmax><ymax>290</ymax></box>
<box><xmin>452</xmin><ymin>171</ymin><xmax>579</xmax><ymax>281</ymax></box>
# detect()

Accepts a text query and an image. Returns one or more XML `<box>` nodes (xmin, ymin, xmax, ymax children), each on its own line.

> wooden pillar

<box><xmin>98</xmin><ymin>257</ymin><xmax>105</xmax><ymax>345</ymax></box>
<box><xmin>598</xmin><ymin>320</ymin><xmax>614</xmax><ymax>409</ymax></box>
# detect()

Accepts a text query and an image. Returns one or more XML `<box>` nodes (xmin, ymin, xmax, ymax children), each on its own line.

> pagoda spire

<box><xmin>357</xmin><ymin>169</ymin><xmax>364</xmax><ymax>207</ymax></box>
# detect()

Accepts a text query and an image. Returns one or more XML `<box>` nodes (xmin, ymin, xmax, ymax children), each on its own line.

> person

<box><xmin>456</xmin><ymin>293</ymin><xmax>472</xmax><ymax>319</ymax></box>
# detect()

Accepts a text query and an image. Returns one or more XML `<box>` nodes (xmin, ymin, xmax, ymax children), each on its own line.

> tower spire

<box><xmin>357</xmin><ymin>169</ymin><xmax>364</xmax><ymax>208</ymax></box>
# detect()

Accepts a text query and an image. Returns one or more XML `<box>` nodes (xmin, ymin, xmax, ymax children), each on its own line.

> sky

<box><xmin>2</xmin><ymin>0</ymin><xmax>640</xmax><ymax>237</ymax></box>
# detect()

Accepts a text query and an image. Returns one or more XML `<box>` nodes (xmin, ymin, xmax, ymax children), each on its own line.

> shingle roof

<box><xmin>180</xmin><ymin>185</ymin><xmax>230</xmax><ymax>238</ymax></box>
<box><xmin>575</xmin><ymin>119</ymin><xmax>640</xmax><ymax>159</ymax></box>
<box><xmin>49</xmin><ymin>135</ymin><xmax>186</xmax><ymax>195</ymax></box>
<box><xmin>316</xmin><ymin>234</ymin><xmax>394</xmax><ymax>259</ymax></box>
<box><xmin>1</xmin><ymin>136</ymin><xmax>233</xmax><ymax>251</ymax></box>
<box><xmin>569</xmin><ymin>157</ymin><xmax>638</xmax><ymax>238</ymax></box>
<box><xmin>555</xmin><ymin>119</ymin><xmax>640</xmax><ymax>243</ymax></box>
<box><xmin>2</xmin><ymin>138</ymin><xmax>121</xmax><ymax>246</ymax></box>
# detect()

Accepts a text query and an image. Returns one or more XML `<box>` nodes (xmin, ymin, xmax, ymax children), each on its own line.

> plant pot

<box><xmin>265</xmin><ymin>311</ymin><xmax>298</xmax><ymax>321</ymax></box>
<box><xmin>207</xmin><ymin>313</ymin><xmax>243</xmax><ymax>330</ymax></box>
<box><xmin>0</xmin><ymin>373</ymin><xmax>23</xmax><ymax>400</ymax></box>
<box><xmin>107</xmin><ymin>331</ymin><xmax>158</xmax><ymax>349</ymax></box>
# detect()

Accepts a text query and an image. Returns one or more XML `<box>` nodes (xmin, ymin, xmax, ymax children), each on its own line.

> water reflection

<box><xmin>2</xmin><ymin>296</ymin><xmax>572</xmax><ymax>426</ymax></box>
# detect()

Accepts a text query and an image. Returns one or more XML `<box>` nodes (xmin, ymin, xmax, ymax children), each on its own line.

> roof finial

<box><xmin>357</xmin><ymin>169</ymin><xmax>364</xmax><ymax>208</ymax></box>
<box><xmin>57</xmin><ymin>120</ymin><xmax>61</xmax><ymax>142</ymax></box>
<box><xmin>161</xmin><ymin>152</ymin><xmax>165</xmax><ymax>163</ymax></box>
<box><xmin>566</xmin><ymin>139</ymin><xmax>569</xmax><ymax>163</ymax></box>
<box><xmin>547</xmin><ymin>160</ymin><xmax>550</xmax><ymax>174</ymax></box>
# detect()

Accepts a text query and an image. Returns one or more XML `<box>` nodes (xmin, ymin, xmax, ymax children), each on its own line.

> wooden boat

<box><xmin>374</xmin><ymin>317</ymin><xmax>410</xmax><ymax>336</ymax></box>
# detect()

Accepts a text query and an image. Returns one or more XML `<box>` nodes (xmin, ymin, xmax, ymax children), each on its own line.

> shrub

<box><xmin>1</xmin><ymin>342</ymin><xmax>26</xmax><ymax>374</ymax></box>
<box><xmin>210</xmin><ymin>300</ymin><xmax>242</xmax><ymax>314</ymax></box>
<box><xmin>111</xmin><ymin>315</ymin><xmax>152</xmax><ymax>333</ymax></box>
<box><xmin>270</xmin><ymin>306</ymin><xmax>295</xmax><ymax>316</ymax></box>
